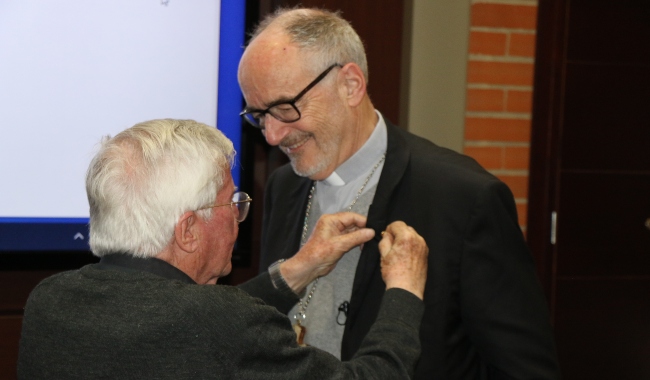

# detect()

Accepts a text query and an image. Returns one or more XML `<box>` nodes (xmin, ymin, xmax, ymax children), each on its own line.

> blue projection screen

<box><xmin>0</xmin><ymin>0</ymin><xmax>245</xmax><ymax>252</ymax></box>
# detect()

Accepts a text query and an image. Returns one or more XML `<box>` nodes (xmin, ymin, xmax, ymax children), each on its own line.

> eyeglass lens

<box><xmin>244</xmin><ymin>105</ymin><xmax>299</xmax><ymax>129</ymax></box>
<box><xmin>232</xmin><ymin>191</ymin><xmax>251</xmax><ymax>222</ymax></box>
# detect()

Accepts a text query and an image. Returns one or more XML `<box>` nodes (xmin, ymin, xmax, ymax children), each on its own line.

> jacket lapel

<box><xmin>347</xmin><ymin>121</ymin><xmax>411</xmax><ymax>327</ymax></box>
<box><xmin>282</xmin><ymin>176</ymin><xmax>313</xmax><ymax>260</ymax></box>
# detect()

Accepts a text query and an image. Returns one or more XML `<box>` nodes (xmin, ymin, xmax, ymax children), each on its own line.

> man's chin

<box><xmin>290</xmin><ymin>159</ymin><xmax>325</xmax><ymax>179</ymax></box>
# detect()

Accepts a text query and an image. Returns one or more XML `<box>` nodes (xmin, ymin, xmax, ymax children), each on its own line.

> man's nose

<box><xmin>262</xmin><ymin>115</ymin><xmax>292</xmax><ymax>146</ymax></box>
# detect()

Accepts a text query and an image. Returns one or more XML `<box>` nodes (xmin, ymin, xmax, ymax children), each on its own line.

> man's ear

<box><xmin>174</xmin><ymin>211</ymin><xmax>200</xmax><ymax>253</ymax></box>
<box><xmin>340</xmin><ymin>62</ymin><xmax>367</xmax><ymax>107</ymax></box>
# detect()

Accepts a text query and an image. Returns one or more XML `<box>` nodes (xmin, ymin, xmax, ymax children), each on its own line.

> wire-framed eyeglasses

<box><xmin>195</xmin><ymin>191</ymin><xmax>252</xmax><ymax>223</ymax></box>
<box><xmin>239</xmin><ymin>63</ymin><xmax>343</xmax><ymax>129</ymax></box>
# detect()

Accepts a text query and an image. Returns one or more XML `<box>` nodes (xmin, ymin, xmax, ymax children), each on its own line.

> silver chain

<box><xmin>293</xmin><ymin>153</ymin><xmax>386</xmax><ymax>324</ymax></box>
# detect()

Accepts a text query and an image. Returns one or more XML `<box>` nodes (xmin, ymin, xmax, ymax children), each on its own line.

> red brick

<box><xmin>469</xmin><ymin>31</ymin><xmax>507</xmax><ymax>55</ymax></box>
<box><xmin>463</xmin><ymin>146</ymin><xmax>502</xmax><ymax>170</ymax></box>
<box><xmin>504</xmin><ymin>146</ymin><xmax>530</xmax><ymax>169</ymax></box>
<box><xmin>497</xmin><ymin>174</ymin><xmax>529</xmax><ymax>198</ymax></box>
<box><xmin>516</xmin><ymin>202</ymin><xmax>528</xmax><ymax>227</ymax></box>
<box><xmin>506</xmin><ymin>89</ymin><xmax>533</xmax><ymax>113</ymax></box>
<box><xmin>466</xmin><ymin>88</ymin><xmax>504</xmax><ymax>112</ymax></box>
<box><xmin>471</xmin><ymin>4</ymin><xmax>538</xmax><ymax>29</ymax></box>
<box><xmin>465</xmin><ymin>117</ymin><xmax>531</xmax><ymax>142</ymax></box>
<box><xmin>467</xmin><ymin>61</ymin><xmax>535</xmax><ymax>86</ymax></box>
<box><xmin>510</xmin><ymin>32</ymin><xmax>537</xmax><ymax>57</ymax></box>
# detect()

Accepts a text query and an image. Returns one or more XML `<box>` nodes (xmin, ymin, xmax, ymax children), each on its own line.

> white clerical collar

<box><xmin>323</xmin><ymin>171</ymin><xmax>345</xmax><ymax>186</ymax></box>
<box><xmin>322</xmin><ymin>110</ymin><xmax>388</xmax><ymax>187</ymax></box>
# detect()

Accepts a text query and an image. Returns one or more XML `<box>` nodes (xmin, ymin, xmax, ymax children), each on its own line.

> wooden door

<box><xmin>528</xmin><ymin>0</ymin><xmax>650</xmax><ymax>378</ymax></box>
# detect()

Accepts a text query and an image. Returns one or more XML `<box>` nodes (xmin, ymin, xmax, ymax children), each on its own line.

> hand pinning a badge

<box><xmin>378</xmin><ymin>222</ymin><xmax>428</xmax><ymax>300</ymax></box>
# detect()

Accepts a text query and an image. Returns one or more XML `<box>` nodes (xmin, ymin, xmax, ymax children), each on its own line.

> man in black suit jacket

<box><xmin>238</xmin><ymin>7</ymin><xmax>561</xmax><ymax>380</ymax></box>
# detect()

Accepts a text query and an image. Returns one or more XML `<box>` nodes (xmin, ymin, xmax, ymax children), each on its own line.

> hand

<box><xmin>280</xmin><ymin>212</ymin><xmax>375</xmax><ymax>294</ymax></box>
<box><xmin>378</xmin><ymin>221</ymin><xmax>428</xmax><ymax>300</ymax></box>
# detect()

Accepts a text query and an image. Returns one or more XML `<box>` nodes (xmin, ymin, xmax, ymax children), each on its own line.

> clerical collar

<box><xmin>322</xmin><ymin>110</ymin><xmax>388</xmax><ymax>186</ymax></box>
<box><xmin>97</xmin><ymin>253</ymin><xmax>196</xmax><ymax>284</ymax></box>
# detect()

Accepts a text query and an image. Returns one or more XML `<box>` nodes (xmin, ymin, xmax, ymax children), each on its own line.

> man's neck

<box><xmin>313</xmin><ymin>101</ymin><xmax>378</xmax><ymax>181</ymax></box>
<box><xmin>321</xmin><ymin>110</ymin><xmax>387</xmax><ymax>187</ymax></box>
<box><xmin>348</xmin><ymin>101</ymin><xmax>379</xmax><ymax>158</ymax></box>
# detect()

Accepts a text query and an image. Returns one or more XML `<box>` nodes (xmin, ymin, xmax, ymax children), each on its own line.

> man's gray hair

<box><xmin>86</xmin><ymin>119</ymin><xmax>235</xmax><ymax>258</ymax></box>
<box><xmin>250</xmin><ymin>7</ymin><xmax>369</xmax><ymax>82</ymax></box>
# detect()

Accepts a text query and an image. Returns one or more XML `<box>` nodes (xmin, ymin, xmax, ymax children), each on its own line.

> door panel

<box><xmin>529</xmin><ymin>0</ymin><xmax>650</xmax><ymax>378</ymax></box>
<box><xmin>555</xmin><ymin>279</ymin><xmax>650</xmax><ymax>380</ymax></box>
<box><xmin>567</xmin><ymin>0</ymin><xmax>650</xmax><ymax>64</ymax></box>
<box><xmin>562</xmin><ymin>64</ymin><xmax>650</xmax><ymax>171</ymax></box>
<box><xmin>557</xmin><ymin>172</ymin><xmax>650</xmax><ymax>276</ymax></box>
<box><xmin>0</xmin><ymin>316</ymin><xmax>21</xmax><ymax>380</ymax></box>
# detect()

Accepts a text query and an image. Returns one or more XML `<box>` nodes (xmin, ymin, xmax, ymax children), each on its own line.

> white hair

<box><xmin>86</xmin><ymin>119</ymin><xmax>235</xmax><ymax>258</ymax></box>
<box><xmin>250</xmin><ymin>7</ymin><xmax>369</xmax><ymax>82</ymax></box>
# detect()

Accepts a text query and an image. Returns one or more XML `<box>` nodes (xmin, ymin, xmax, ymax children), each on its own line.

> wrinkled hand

<box><xmin>378</xmin><ymin>221</ymin><xmax>428</xmax><ymax>300</ymax></box>
<box><xmin>281</xmin><ymin>212</ymin><xmax>375</xmax><ymax>294</ymax></box>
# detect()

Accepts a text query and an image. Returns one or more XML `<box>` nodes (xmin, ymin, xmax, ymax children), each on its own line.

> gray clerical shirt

<box><xmin>287</xmin><ymin>111</ymin><xmax>388</xmax><ymax>358</ymax></box>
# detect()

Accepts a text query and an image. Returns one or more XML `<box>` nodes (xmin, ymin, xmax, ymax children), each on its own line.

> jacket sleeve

<box><xmin>222</xmin><ymin>288</ymin><xmax>424</xmax><ymax>380</ymax></box>
<box><xmin>460</xmin><ymin>179</ymin><xmax>560</xmax><ymax>379</ymax></box>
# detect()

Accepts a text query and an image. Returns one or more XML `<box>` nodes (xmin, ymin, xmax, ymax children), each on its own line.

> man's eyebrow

<box><xmin>247</xmin><ymin>95</ymin><xmax>295</xmax><ymax>111</ymax></box>
<box><xmin>266</xmin><ymin>96</ymin><xmax>295</xmax><ymax>107</ymax></box>
<box><xmin>243</xmin><ymin>93</ymin><xmax>297</xmax><ymax>113</ymax></box>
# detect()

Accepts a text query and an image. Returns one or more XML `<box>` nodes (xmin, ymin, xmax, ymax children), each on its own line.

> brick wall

<box><xmin>463</xmin><ymin>0</ymin><xmax>538</xmax><ymax>233</ymax></box>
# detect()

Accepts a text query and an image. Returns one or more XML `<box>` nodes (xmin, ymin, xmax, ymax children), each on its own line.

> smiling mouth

<box><xmin>282</xmin><ymin>135</ymin><xmax>311</xmax><ymax>154</ymax></box>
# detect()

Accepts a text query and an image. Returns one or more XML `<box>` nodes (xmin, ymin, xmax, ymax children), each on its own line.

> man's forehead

<box><xmin>240</xmin><ymin>57</ymin><xmax>313</xmax><ymax>106</ymax></box>
<box><xmin>243</xmin><ymin>28</ymin><xmax>290</xmax><ymax>61</ymax></box>
<box><xmin>241</xmin><ymin>27</ymin><xmax>317</xmax><ymax>76</ymax></box>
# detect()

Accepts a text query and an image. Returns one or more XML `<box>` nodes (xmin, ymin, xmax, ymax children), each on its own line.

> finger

<box><xmin>384</xmin><ymin>220</ymin><xmax>409</xmax><ymax>236</ymax></box>
<box><xmin>333</xmin><ymin>227</ymin><xmax>374</xmax><ymax>249</ymax></box>
<box><xmin>378</xmin><ymin>230</ymin><xmax>394</xmax><ymax>256</ymax></box>
<box><xmin>311</xmin><ymin>213</ymin><xmax>363</xmax><ymax>240</ymax></box>
<box><xmin>341</xmin><ymin>225</ymin><xmax>360</xmax><ymax>234</ymax></box>
<box><xmin>329</xmin><ymin>212</ymin><xmax>368</xmax><ymax>231</ymax></box>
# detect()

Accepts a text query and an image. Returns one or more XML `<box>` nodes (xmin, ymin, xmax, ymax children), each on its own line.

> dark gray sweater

<box><xmin>17</xmin><ymin>255</ymin><xmax>424</xmax><ymax>379</ymax></box>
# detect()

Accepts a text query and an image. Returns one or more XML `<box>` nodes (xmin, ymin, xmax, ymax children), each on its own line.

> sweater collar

<box><xmin>97</xmin><ymin>253</ymin><xmax>196</xmax><ymax>284</ymax></box>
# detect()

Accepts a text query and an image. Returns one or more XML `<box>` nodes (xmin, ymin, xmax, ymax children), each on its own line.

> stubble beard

<box><xmin>289</xmin><ymin>153</ymin><xmax>329</xmax><ymax>178</ymax></box>
<box><xmin>281</xmin><ymin>131</ymin><xmax>337</xmax><ymax>179</ymax></box>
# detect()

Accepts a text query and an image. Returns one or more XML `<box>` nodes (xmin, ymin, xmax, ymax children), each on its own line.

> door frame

<box><xmin>526</xmin><ymin>0</ymin><xmax>567</xmax><ymax>315</ymax></box>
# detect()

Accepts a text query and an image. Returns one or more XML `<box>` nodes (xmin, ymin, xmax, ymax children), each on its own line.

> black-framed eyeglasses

<box><xmin>240</xmin><ymin>63</ymin><xmax>343</xmax><ymax>129</ymax></box>
<box><xmin>195</xmin><ymin>191</ymin><xmax>252</xmax><ymax>223</ymax></box>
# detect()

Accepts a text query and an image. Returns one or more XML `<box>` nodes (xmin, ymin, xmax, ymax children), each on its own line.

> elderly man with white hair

<box><xmin>17</xmin><ymin>118</ymin><xmax>428</xmax><ymax>379</ymax></box>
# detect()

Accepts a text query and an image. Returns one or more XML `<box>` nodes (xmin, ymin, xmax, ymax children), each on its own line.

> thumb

<box><xmin>378</xmin><ymin>230</ymin><xmax>395</xmax><ymax>257</ymax></box>
<box><xmin>333</xmin><ymin>228</ymin><xmax>374</xmax><ymax>251</ymax></box>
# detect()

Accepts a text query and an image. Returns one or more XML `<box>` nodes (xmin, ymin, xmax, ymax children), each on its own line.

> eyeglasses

<box><xmin>196</xmin><ymin>191</ymin><xmax>252</xmax><ymax>223</ymax></box>
<box><xmin>240</xmin><ymin>63</ymin><xmax>343</xmax><ymax>129</ymax></box>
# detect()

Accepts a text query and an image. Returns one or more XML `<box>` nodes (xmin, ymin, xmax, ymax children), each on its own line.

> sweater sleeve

<box><xmin>237</xmin><ymin>271</ymin><xmax>299</xmax><ymax>314</ymax></box>
<box><xmin>222</xmin><ymin>287</ymin><xmax>424</xmax><ymax>380</ymax></box>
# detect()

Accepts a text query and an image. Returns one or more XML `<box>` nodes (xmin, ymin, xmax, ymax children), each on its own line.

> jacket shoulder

<box><xmin>395</xmin><ymin>128</ymin><xmax>499</xmax><ymax>190</ymax></box>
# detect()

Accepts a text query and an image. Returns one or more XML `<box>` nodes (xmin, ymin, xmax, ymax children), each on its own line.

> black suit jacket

<box><xmin>260</xmin><ymin>121</ymin><xmax>560</xmax><ymax>379</ymax></box>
